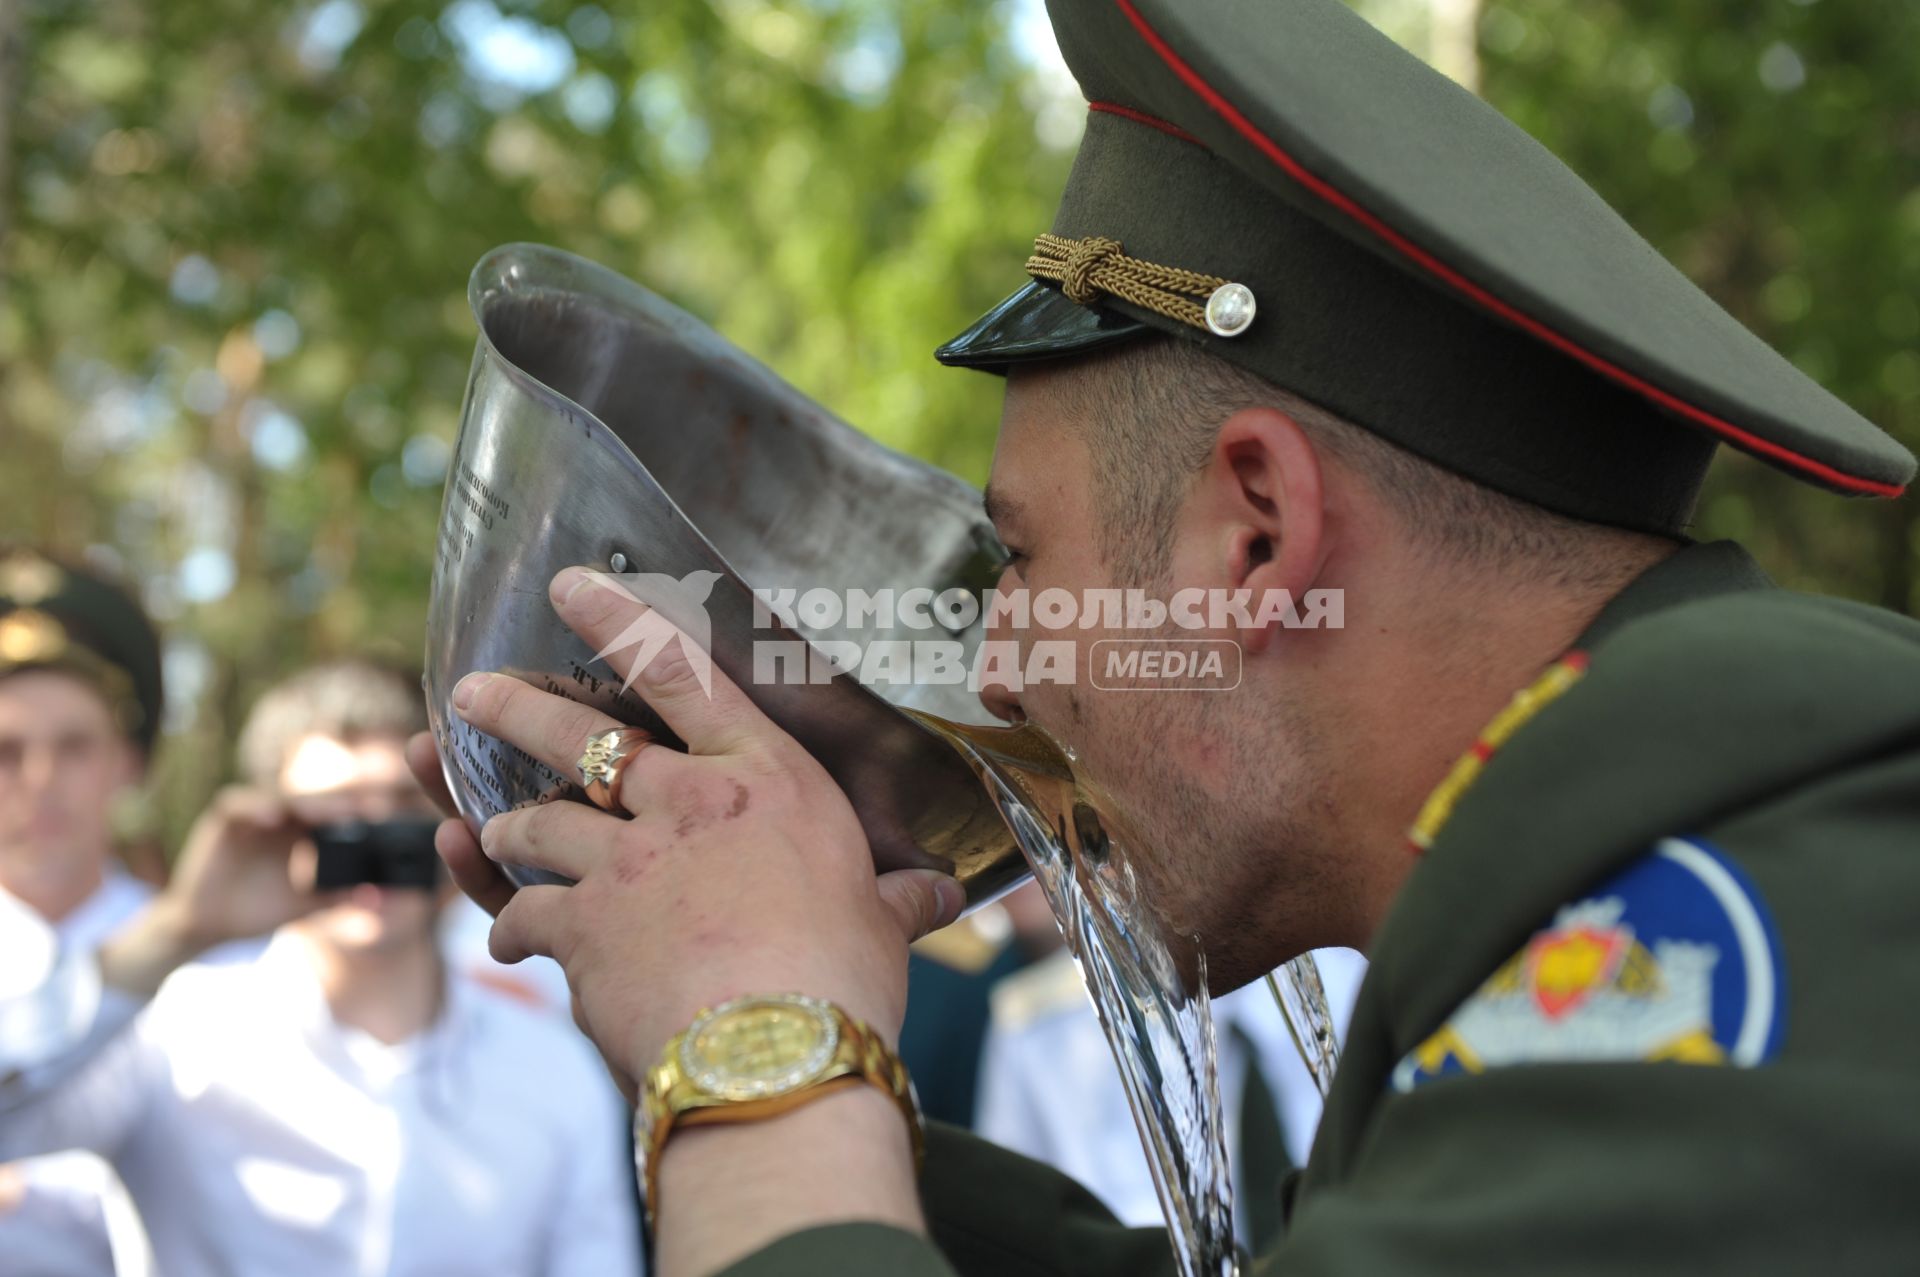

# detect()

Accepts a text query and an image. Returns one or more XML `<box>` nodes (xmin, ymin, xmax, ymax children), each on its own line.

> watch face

<box><xmin>679</xmin><ymin>994</ymin><xmax>839</xmax><ymax>1101</ymax></box>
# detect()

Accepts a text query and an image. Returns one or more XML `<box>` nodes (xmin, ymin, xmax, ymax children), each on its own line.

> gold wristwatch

<box><xmin>634</xmin><ymin>993</ymin><xmax>924</xmax><ymax>1224</ymax></box>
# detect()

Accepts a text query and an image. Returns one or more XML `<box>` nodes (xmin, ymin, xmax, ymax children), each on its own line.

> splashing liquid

<box><xmin>907</xmin><ymin>712</ymin><xmax>1341</xmax><ymax>1276</ymax></box>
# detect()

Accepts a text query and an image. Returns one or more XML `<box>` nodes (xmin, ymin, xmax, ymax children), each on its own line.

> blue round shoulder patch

<box><xmin>1391</xmin><ymin>836</ymin><xmax>1786</xmax><ymax>1092</ymax></box>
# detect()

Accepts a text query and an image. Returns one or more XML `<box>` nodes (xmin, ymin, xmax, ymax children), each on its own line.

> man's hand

<box><xmin>100</xmin><ymin>788</ymin><xmax>342</xmax><ymax>997</ymax></box>
<box><xmin>422</xmin><ymin>564</ymin><xmax>964</xmax><ymax>1274</ymax></box>
<box><xmin>444</xmin><ymin>565</ymin><xmax>963</xmax><ymax>1083</ymax></box>
<box><xmin>405</xmin><ymin>732</ymin><xmax>514</xmax><ymax>919</ymax></box>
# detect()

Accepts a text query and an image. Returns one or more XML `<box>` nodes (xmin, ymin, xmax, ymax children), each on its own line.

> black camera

<box><xmin>310</xmin><ymin>816</ymin><xmax>442</xmax><ymax>890</ymax></box>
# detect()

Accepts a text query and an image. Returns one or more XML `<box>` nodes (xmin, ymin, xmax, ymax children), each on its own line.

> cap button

<box><xmin>1204</xmin><ymin>283</ymin><xmax>1257</xmax><ymax>338</ymax></box>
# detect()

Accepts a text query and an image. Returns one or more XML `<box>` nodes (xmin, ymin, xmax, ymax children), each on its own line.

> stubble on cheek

<box><xmin>1026</xmin><ymin>638</ymin><xmax>1257</xmax><ymax>941</ymax></box>
<box><xmin>1099</xmin><ymin>683</ymin><xmax>1320</xmax><ymax>974</ymax></box>
<box><xmin>1048</xmin><ymin>686</ymin><xmax>1205</xmax><ymax>930</ymax></box>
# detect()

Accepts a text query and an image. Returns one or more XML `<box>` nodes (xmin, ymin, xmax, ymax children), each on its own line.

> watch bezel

<box><xmin>678</xmin><ymin>992</ymin><xmax>840</xmax><ymax>1101</ymax></box>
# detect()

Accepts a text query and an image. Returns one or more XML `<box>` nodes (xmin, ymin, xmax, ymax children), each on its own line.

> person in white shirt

<box><xmin>975</xmin><ymin>937</ymin><xmax>1367</xmax><ymax>1247</ymax></box>
<box><xmin>0</xmin><ymin>660</ymin><xmax>642</xmax><ymax>1276</ymax></box>
<box><xmin>440</xmin><ymin>892</ymin><xmax>576</xmax><ymax>1017</ymax></box>
<box><xmin>0</xmin><ymin>546</ymin><xmax>167</xmax><ymax>1276</ymax></box>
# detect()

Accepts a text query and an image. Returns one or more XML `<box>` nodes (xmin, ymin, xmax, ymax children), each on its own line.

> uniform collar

<box><xmin>55</xmin><ymin>868</ymin><xmax>154</xmax><ymax>949</ymax></box>
<box><xmin>1572</xmin><ymin>539</ymin><xmax>1774</xmax><ymax>650</ymax></box>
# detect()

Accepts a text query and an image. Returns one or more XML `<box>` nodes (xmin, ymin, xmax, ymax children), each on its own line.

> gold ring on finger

<box><xmin>576</xmin><ymin>727</ymin><xmax>654</xmax><ymax>812</ymax></box>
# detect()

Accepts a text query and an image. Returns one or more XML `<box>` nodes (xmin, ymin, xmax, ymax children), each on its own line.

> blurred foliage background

<box><xmin>0</xmin><ymin>0</ymin><xmax>1915</xmax><ymax>855</ymax></box>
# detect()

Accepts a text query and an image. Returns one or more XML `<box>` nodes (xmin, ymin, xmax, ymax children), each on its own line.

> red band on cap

<box><xmin>1089</xmin><ymin>100</ymin><xmax>1205</xmax><ymax>147</ymax></box>
<box><xmin>1110</xmin><ymin>0</ymin><xmax>1905</xmax><ymax>499</ymax></box>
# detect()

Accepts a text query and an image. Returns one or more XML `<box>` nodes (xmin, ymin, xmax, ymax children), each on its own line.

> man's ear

<box><xmin>1211</xmin><ymin>406</ymin><xmax>1328</xmax><ymax>656</ymax></box>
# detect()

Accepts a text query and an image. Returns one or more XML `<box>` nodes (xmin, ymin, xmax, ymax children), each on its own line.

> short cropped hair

<box><xmin>236</xmin><ymin>660</ymin><xmax>427</xmax><ymax>786</ymax></box>
<box><xmin>1057</xmin><ymin>336</ymin><xmax>1675</xmax><ymax>590</ymax></box>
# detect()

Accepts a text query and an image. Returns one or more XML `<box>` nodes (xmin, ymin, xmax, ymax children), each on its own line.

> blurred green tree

<box><xmin>1476</xmin><ymin>0</ymin><xmax>1920</xmax><ymax>609</ymax></box>
<box><xmin>0</xmin><ymin>0</ymin><xmax>1075</xmax><ymax>844</ymax></box>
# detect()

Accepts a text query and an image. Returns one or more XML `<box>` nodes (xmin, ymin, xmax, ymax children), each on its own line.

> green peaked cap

<box><xmin>937</xmin><ymin>0</ymin><xmax>1915</xmax><ymax>534</ymax></box>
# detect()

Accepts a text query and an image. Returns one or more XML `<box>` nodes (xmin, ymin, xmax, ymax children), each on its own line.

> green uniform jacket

<box><xmin>719</xmin><ymin>541</ymin><xmax>1920</xmax><ymax>1276</ymax></box>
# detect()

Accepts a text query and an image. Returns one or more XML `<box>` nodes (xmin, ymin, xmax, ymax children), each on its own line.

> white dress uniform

<box><xmin>974</xmin><ymin>947</ymin><xmax>1368</xmax><ymax>1236</ymax></box>
<box><xmin>0</xmin><ymin>871</ymin><xmax>157</xmax><ymax>1276</ymax></box>
<box><xmin>0</xmin><ymin>901</ymin><xmax>642</xmax><ymax>1277</ymax></box>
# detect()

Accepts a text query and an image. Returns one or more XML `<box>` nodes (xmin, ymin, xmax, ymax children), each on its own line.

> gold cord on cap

<box><xmin>1026</xmin><ymin>233</ymin><xmax>1257</xmax><ymax>338</ymax></box>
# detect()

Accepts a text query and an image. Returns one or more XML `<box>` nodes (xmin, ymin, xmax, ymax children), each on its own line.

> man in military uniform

<box><xmin>977</xmin><ymin>943</ymin><xmax>1366</xmax><ymax>1249</ymax></box>
<box><xmin>413</xmin><ymin>0</ymin><xmax>1920</xmax><ymax>1273</ymax></box>
<box><xmin>0</xmin><ymin>546</ymin><xmax>163</xmax><ymax>1274</ymax></box>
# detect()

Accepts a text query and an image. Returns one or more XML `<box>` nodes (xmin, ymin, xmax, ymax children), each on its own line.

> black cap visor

<box><xmin>935</xmin><ymin>280</ymin><xmax>1151</xmax><ymax>374</ymax></box>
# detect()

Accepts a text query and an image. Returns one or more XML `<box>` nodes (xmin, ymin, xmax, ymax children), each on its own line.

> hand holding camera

<box><xmin>100</xmin><ymin>788</ymin><xmax>441</xmax><ymax>997</ymax></box>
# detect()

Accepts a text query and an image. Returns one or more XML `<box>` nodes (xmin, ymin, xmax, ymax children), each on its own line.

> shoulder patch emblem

<box><xmin>1391</xmin><ymin>837</ymin><xmax>1784</xmax><ymax>1092</ymax></box>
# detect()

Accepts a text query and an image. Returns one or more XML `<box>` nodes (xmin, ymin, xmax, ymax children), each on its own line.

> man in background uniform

<box><xmin>0</xmin><ymin>547</ymin><xmax>162</xmax><ymax>1275</ymax></box>
<box><xmin>976</xmin><ymin>946</ymin><xmax>1365</xmax><ymax>1249</ymax></box>
<box><xmin>419</xmin><ymin>0</ymin><xmax>1920</xmax><ymax>1273</ymax></box>
<box><xmin>1</xmin><ymin>660</ymin><xmax>642</xmax><ymax>1276</ymax></box>
<box><xmin>896</xmin><ymin>900</ymin><xmax>1037</xmax><ymax>1132</ymax></box>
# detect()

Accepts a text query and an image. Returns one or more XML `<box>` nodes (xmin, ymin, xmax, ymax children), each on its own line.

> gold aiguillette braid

<box><xmin>1026</xmin><ymin>233</ymin><xmax>1229</xmax><ymax>332</ymax></box>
